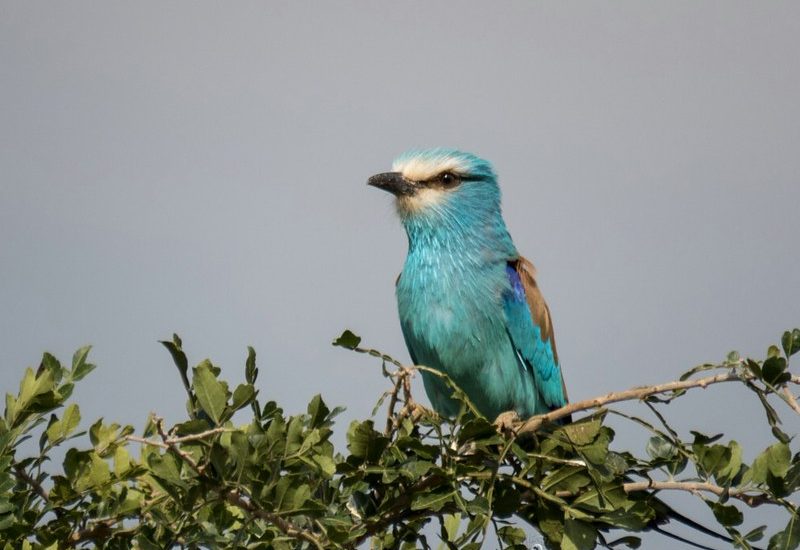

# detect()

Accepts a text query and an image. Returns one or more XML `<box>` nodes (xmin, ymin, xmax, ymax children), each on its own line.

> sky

<box><xmin>1</xmin><ymin>2</ymin><xmax>799</xmax><ymax>548</ymax></box>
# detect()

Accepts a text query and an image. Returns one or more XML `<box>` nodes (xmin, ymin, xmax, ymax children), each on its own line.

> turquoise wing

<box><xmin>503</xmin><ymin>258</ymin><xmax>568</xmax><ymax>412</ymax></box>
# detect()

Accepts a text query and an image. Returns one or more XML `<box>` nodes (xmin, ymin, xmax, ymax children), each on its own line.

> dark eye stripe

<box><xmin>417</xmin><ymin>173</ymin><xmax>484</xmax><ymax>186</ymax></box>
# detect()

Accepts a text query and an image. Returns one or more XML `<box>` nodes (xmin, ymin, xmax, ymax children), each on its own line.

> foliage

<box><xmin>1</xmin><ymin>329</ymin><xmax>800</xmax><ymax>549</ymax></box>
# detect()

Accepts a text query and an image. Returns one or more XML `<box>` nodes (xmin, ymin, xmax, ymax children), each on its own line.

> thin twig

<box><xmin>518</xmin><ymin>371</ymin><xmax>800</xmax><ymax>434</ymax></box>
<box><xmin>384</xmin><ymin>367</ymin><xmax>418</xmax><ymax>435</ymax></box>
<box><xmin>384</xmin><ymin>370</ymin><xmax>405</xmax><ymax>435</ymax></box>
<box><xmin>154</xmin><ymin>417</ymin><xmax>203</xmax><ymax>475</ymax></box>
<box><xmin>781</xmin><ymin>387</ymin><xmax>800</xmax><ymax>415</ymax></box>
<box><xmin>351</xmin><ymin>345</ymin><xmax>405</xmax><ymax>369</ymax></box>
<box><xmin>125</xmin><ymin>426</ymin><xmax>233</xmax><ymax>449</ymax></box>
<box><xmin>13</xmin><ymin>464</ymin><xmax>50</xmax><ymax>502</ymax></box>
<box><xmin>591</xmin><ymin>481</ymin><xmax>775</xmax><ymax>508</ymax></box>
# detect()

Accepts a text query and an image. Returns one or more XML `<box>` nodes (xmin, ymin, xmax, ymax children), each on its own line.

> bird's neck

<box><xmin>401</xmin><ymin>212</ymin><xmax>517</xmax><ymax>272</ymax></box>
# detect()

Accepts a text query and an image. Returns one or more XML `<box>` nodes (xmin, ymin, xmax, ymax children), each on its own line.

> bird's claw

<box><xmin>493</xmin><ymin>411</ymin><xmax>521</xmax><ymax>435</ymax></box>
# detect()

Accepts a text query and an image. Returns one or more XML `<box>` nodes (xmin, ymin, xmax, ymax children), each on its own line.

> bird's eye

<box><xmin>439</xmin><ymin>172</ymin><xmax>460</xmax><ymax>187</ymax></box>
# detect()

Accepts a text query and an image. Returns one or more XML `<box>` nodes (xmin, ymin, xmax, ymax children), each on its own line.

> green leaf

<box><xmin>89</xmin><ymin>419</ymin><xmax>129</xmax><ymax>455</ymax></box>
<box><xmin>84</xmin><ymin>453</ymin><xmax>111</xmax><ymax>489</ymax></box>
<box><xmin>346</xmin><ymin>420</ymin><xmax>388</xmax><ymax>463</ymax></box>
<box><xmin>492</xmin><ymin>484</ymin><xmax>522</xmax><ymax>517</ymax></box>
<box><xmin>245</xmin><ymin>346</ymin><xmax>257</xmax><ymax>384</ymax></box>
<box><xmin>782</xmin><ymin>329</ymin><xmax>800</xmax><ymax>358</ymax></box>
<box><xmin>763</xmin><ymin>356</ymin><xmax>789</xmax><ymax>386</ymax></box>
<box><xmin>497</xmin><ymin>526</ymin><xmax>526</xmax><ymax>545</ymax></box>
<box><xmin>313</xmin><ymin>453</ymin><xmax>336</xmax><ymax>477</ymax></box>
<box><xmin>71</xmin><ymin>346</ymin><xmax>95</xmax><ymax>381</ymax></box>
<box><xmin>285</xmin><ymin>415</ymin><xmax>305</xmax><ymax>454</ymax></box>
<box><xmin>541</xmin><ymin>466</ymin><xmax>591</xmax><ymax>493</ymax></box>
<box><xmin>563</xmin><ymin>518</ymin><xmax>597</xmax><ymax>550</ymax></box>
<box><xmin>746</xmin><ymin>359</ymin><xmax>763</xmax><ymax>378</ymax></box>
<box><xmin>17</xmin><ymin>366</ymin><xmax>55</xmax><ymax>410</ymax></box>
<box><xmin>160</xmin><ymin>335</ymin><xmax>188</xmax><ymax>378</ymax></box>
<box><xmin>769</xmin><ymin>512</ymin><xmax>800</xmax><ymax>550</ymax></box>
<box><xmin>696</xmin><ymin>443</ymin><xmax>730</xmax><ymax>479</ymax></box>
<box><xmin>400</xmin><ymin>459</ymin><xmax>432</xmax><ymax>481</ymax></box>
<box><xmin>307</xmin><ymin>394</ymin><xmax>330</xmax><ymax>428</ymax></box>
<box><xmin>410</xmin><ymin>489</ymin><xmax>456</xmax><ymax>512</ymax></box>
<box><xmin>40</xmin><ymin>352</ymin><xmax>63</xmax><ymax>380</ymax></box>
<box><xmin>717</xmin><ymin>440</ymin><xmax>742</xmax><ymax>483</ymax></box>
<box><xmin>442</xmin><ymin>513</ymin><xmax>461</xmax><ymax>541</ymax></box>
<box><xmin>192</xmin><ymin>361</ymin><xmax>228</xmax><ymax>424</ymax></box>
<box><xmin>766</xmin><ymin>442</ymin><xmax>792</xmax><ymax>478</ymax></box>
<box><xmin>562</xmin><ymin>417</ymin><xmax>602</xmax><ymax>446</ymax></box>
<box><xmin>690</xmin><ymin>431</ymin><xmax>724</xmax><ymax>445</ymax></box>
<box><xmin>231</xmin><ymin>384</ymin><xmax>255</xmax><ymax>411</ymax></box>
<box><xmin>332</xmin><ymin>330</ymin><xmax>361</xmax><ymax>349</ymax></box>
<box><xmin>711</xmin><ymin>502</ymin><xmax>743</xmax><ymax>527</ymax></box>
<box><xmin>774</xmin><ymin>426</ymin><xmax>791</xmax><ymax>444</ymax></box>
<box><xmin>46</xmin><ymin>403</ymin><xmax>81</xmax><ymax>444</ymax></box>
<box><xmin>746</xmin><ymin>442</ymin><xmax>792</xmax><ymax>485</ymax></box>
<box><xmin>744</xmin><ymin>525</ymin><xmax>767</xmax><ymax>542</ymax></box>
<box><xmin>726</xmin><ymin>350</ymin><xmax>741</xmax><ymax>364</ymax></box>
<box><xmin>148</xmin><ymin>453</ymin><xmax>187</xmax><ymax>488</ymax></box>
<box><xmin>577</xmin><ymin>427</ymin><xmax>612</xmax><ymax>465</ymax></box>
<box><xmin>114</xmin><ymin>445</ymin><xmax>133</xmax><ymax>476</ymax></box>
<box><xmin>646</xmin><ymin>435</ymin><xmax>676</xmax><ymax>460</ymax></box>
<box><xmin>679</xmin><ymin>362</ymin><xmax>717</xmax><ymax>381</ymax></box>
<box><xmin>457</xmin><ymin>417</ymin><xmax>499</xmax><ymax>445</ymax></box>
<box><xmin>173</xmin><ymin>418</ymin><xmax>211</xmax><ymax>436</ymax></box>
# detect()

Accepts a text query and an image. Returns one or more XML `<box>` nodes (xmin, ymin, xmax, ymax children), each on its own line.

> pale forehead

<box><xmin>391</xmin><ymin>154</ymin><xmax>471</xmax><ymax>182</ymax></box>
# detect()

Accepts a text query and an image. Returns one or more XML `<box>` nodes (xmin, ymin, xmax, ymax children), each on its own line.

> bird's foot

<box><xmin>399</xmin><ymin>402</ymin><xmax>437</xmax><ymax>423</ymax></box>
<box><xmin>493</xmin><ymin>411</ymin><xmax>521</xmax><ymax>436</ymax></box>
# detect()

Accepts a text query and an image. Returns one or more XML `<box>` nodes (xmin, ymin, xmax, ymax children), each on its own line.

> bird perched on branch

<box><xmin>368</xmin><ymin>148</ymin><xmax>567</xmax><ymax>421</ymax></box>
<box><xmin>368</xmin><ymin>149</ymin><xmax>746</xmax><ymax>550</ymax></box>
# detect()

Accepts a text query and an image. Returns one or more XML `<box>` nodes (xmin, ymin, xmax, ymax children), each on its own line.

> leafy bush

<box><xmin>1</xmin><ymin>329</ymin><xmax>799</xmax><ymax>549</ymax></box>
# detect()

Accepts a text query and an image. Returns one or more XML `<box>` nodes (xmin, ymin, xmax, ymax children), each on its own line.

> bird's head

<box><xmin>368</xmin><ymin>149</ymin><xmax>502</xmax><ymax>231</ymax></box>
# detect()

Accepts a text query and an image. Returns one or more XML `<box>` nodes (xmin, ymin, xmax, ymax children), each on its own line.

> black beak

<box><xmin>367</xmin><ymin>172</ymin><xmax>416</xmax><ymax>196</ymax></box>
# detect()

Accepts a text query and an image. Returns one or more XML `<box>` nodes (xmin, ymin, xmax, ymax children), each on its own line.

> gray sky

<box><xmin>2</xmin><ymin>2</ymin><xmax>799</xmax><ymax>548</ymax></box>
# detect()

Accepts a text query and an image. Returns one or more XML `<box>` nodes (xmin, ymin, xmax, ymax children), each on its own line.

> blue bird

<box><xmin>368</xmin><ymin>148</ymin><xmax>567</xmax><ymax>420</ymax></box>
<box><xmin>368</xmin><ymin>149</ymin><xmax>749</xmax><ymax>550</ymax></box>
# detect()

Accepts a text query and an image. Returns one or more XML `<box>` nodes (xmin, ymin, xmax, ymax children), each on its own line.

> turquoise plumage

<box><xmin>368</xmin><ymin>149</ymin><xmax>567</xmax><ymax>420</ymax></box>
<box><xmin>368</xmin><ymin>152</ymin><xmax>743</xmax><ymax>549</ymax></box>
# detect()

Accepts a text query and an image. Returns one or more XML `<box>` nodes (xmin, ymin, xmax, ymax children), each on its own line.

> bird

<box><xmin>368</xmin><ymin>149</ymin><xmax>751</xmax><ymax>550</ymax></box>
<box><xmin>367</xmin><ymin>148</ymin><xmax>567</xmax><ymax>421</ymax></box>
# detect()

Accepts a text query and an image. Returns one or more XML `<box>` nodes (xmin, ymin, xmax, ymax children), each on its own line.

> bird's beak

<box><xmin>367</xmin><ymin>172</ymin><xmax>416</xmax><ymax>196</ymax></box>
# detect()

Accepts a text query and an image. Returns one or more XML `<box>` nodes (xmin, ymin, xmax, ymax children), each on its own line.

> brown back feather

<box><xmin>512</xmin><ymin>257</ymin><xmax>568</xmax><ymax>402</ymax></box>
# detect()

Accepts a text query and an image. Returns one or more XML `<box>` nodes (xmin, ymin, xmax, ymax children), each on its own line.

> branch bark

<box><xmin>548</xmin><ymin>480</ymin><xmax>777</xmax><ymax>508</ymax></box>
<box><xmin>618</xmin><ymin>480</ymin><xmax>777</xmax><ymax>508</ymax></box>
<box><xmin>13</xmin><ymin>464</ymin><xmax>50</xmax><ymax>502</ymax></box>
<box><xmin>518</xmin><ymin>371</ymin><xmax>800</xmax><ymax>434</ymax></box>
<box><xmin>125</xmin><ymin>426</ymin><xmax>232</xmax><ymax>449</ymax></box>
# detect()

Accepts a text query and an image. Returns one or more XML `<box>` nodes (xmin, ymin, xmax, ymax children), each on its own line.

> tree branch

<box><xmin>551</xmin><ymin>480</ymin><xmax>781</xmax><ymax>508</ymax></box>
<box><xmin>618</xmin><ymin>480</ymin><xmax>777</xmax><ymax>508</ymax></box>
<box><xmin>13</xmin><ymin>464</ymin><xmax>50</xmax><ymax>502</ymax></box>
<box><xmin>781</xmin><ymin>386</ymin><xmax>800</xmax><ymax>415</ymax></box>
<box><xmin>518</xmin><ymin>371</ymin><xmax>800</xmax><ymax>434</ymax></box>
<box><xmin>125</xmin><ymin>426</ymin><xmax>233</xmax><ymax>449</ymax></box>
<box><xmin>154</xmin><ymin>416</ymin><xmax>204</xmax><ymax>475</ymax></box>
